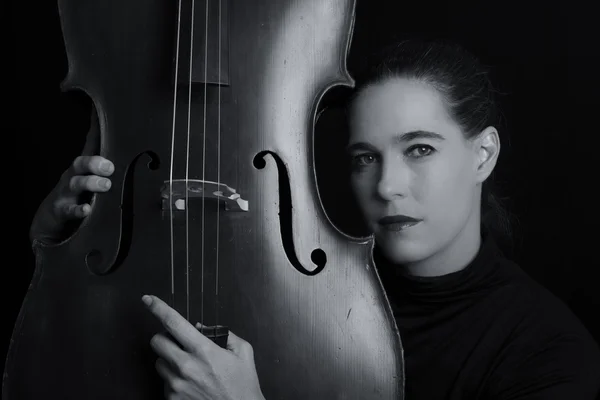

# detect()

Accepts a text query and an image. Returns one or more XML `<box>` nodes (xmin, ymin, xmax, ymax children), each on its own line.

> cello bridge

<box><xmin>160</xmin><ymin>179</ymin><xmax>248</xmax><ymax>212</ymax></box>
<box><xmin>197</xmin><ymin>325</ymin><xmax>229</xmax><ymax>349</ymax></box>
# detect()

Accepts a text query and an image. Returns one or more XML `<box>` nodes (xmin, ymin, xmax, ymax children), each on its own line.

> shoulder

<box><xmin>492</xmin><ymin>257</ymin><xmax>594</xmax><ymax>343</ymax></box>
<box><xmin>482</xmin><ymin>257</ymin><xmax>600</xmax><ymax>399</ymax></box>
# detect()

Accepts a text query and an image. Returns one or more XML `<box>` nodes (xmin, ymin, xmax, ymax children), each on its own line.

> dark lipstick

<box><xmin>378</xmin><ymin>215</ymin><xmax>422</xmax><ymax>231</ymax></box>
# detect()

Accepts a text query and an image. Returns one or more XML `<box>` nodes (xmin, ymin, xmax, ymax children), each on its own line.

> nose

<box><xmin>376</xmin><ymin>156</ymin><xmax>408</xmax><ymax>201</ymax></box>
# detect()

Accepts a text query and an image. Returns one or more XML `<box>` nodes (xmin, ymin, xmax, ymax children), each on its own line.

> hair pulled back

<box><xmin>351</xmin><ymin>37</ymin><xmax>517</xmax><ymax>253</ymax></box>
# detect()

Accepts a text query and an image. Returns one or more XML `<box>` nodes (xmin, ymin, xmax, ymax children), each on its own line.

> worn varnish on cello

<box><xmin>3</xmin><ymin>0</ymin><xmax>404</xmax><ymax>398</ymax></box>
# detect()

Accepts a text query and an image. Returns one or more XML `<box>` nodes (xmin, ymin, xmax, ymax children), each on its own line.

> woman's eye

<box><xmin>406</xmin><ymin>144</ymin><xmax>436</xmax><ymax>158</ymax></box>
<box><xmin>351</xmin><ymin>153</ymin><xmax>378</xmax><ymax>167</ymax></box>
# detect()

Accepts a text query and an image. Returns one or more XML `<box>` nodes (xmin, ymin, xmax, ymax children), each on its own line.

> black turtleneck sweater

<box><xmin>377</xmin><ymin>229</ymin><xmax>600</xmax><ymax>400</ymax></box>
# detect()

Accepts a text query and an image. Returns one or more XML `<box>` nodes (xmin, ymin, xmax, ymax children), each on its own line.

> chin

<box><xmin>374</xmin><ymin>232</ymin><xmax>435</xmax><ymax>266</ymax></box>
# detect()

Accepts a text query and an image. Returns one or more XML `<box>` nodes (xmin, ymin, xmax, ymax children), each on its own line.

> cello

<box><xmin>3</xmin><ymin>0</ymin><xmax>405</xmax><ymax>398</ymax></box>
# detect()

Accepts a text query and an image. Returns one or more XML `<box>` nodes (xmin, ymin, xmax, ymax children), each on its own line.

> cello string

<box><xmin>185</xmin><ymin>0</ymin><xmax>198</xmax><ymax>322</ymax></box>
<box><xmin>170</xmin><ymin>0</ymin><xmax>184</xmax><ymax>308</ymax></box>
<box><xmin>200</xmin><ymin>0</ymin><xmax>210</xmax><ymax>330</ymax></box>
<box><xmin>214</xmin><ymin>0</ymin><xmax>222</xmax><ymax>335</ymax></box>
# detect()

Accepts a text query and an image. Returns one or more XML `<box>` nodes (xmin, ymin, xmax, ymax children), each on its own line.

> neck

<box><xmin>404</xmin><ymin>209</ymin><xmax>482</xmax><ymax>278</ymax></box>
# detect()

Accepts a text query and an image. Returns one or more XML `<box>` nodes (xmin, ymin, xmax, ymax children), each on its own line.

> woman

<box><xmin>29</xmin><ymin>38</ymin><xmax>600</xmax><ymax>399</ymax></box>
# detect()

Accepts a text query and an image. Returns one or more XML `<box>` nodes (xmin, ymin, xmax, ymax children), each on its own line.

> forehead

<box><xmin>349</xmin><ymin>77</ymin><xmax>460</xmax><ymax>142</ymax></box>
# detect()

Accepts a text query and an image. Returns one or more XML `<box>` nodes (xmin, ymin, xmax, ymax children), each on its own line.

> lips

<box><xmin>378</xmin><ymin>215</ymin><xmax>422</xmax><ymax>231</ymax></box>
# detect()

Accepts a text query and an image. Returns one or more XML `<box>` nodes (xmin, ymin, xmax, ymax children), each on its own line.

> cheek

<box><xmin>412</xmin><ymin>153</ymin><xmax>474</xmax><ymax>218</ymax></box>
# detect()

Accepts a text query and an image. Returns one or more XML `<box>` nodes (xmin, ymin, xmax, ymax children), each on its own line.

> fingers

<box><xmin>52</xmin><ymin>177</ymin><xmax>102</xmax><ymax>221</ymax></box>
<box><xmin>48</xmin><ymin>156</ymin><xmax>113</xmax><ymax>224</ymax></box>
<box><xmin>155</xmin><ymin>357</ymin><xmax>185</xmax><ymax>397</ymax></box>
<box><xmin>72</xmin><ymin>155</ymin><xmax>114</xmax><ymax>177</ymax></box>
<box><xmin>68</xmin><ymin>174</ymin><xmax>112</xmax><ymax>195</ymax></box>
<box><xmin>57</xmin><ymin>202</ymin><xmax>92</xmax><ymax>220</ymax></box>
<box><xmin>143</xmin><ymin>295</ymin><xmax>212</xmax><ymax>354</ymax></box>
<box><xmin>150</xmin><ymin>333</ymin><xmax>188</xmax><ymax>369</ymax></box>
<box><xmin>155</xmin><ymin>357</ymin><xmax>177</xmax><ymax>380</ymax></box>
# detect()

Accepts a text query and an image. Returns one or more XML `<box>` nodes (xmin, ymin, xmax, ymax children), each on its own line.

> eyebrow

<box><xmin>346</xmin><ymin>130</ymin><xmax>445</xmax><ymax>153</ymax></box>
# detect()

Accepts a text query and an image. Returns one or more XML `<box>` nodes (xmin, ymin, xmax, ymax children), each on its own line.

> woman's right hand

<box><xmin>30</xmin><ymin>155</ymin><xmax>115</xmax><ymax>244</ymax></box>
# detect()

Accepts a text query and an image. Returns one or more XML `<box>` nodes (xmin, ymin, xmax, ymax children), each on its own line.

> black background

<box><xmin>7</xmin><ymin>0</ymin><xmax>599</xmax><ymax>375</ymax></box>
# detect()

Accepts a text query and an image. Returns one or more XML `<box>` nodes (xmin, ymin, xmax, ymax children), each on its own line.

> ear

<box><xmin>473</xmin><ymin>126</ymin><xmax>500</xmax><ymax>184</ymax></box>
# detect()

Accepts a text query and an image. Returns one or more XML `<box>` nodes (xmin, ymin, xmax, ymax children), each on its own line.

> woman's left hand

<box><xmin>142</xmin><ymin>295</ymin><xmax>265</xmax><ymax>400</ymax></box>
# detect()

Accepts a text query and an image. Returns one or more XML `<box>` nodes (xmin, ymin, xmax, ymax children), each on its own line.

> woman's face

<box><xmin>348</xmin><ymin>77</ymin><xmax>497</xmax><ymax>269</ymax></box>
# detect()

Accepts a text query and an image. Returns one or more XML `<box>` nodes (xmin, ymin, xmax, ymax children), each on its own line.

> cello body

<box><xmin>3</xmin><ymin>0</ymin><xmax>404</xmax><ymax>398</ymax></box>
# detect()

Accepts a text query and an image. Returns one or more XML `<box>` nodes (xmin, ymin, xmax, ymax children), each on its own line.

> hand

<box><xmin>29</xmin><ymin>155</ymin><xmax>114</xmax><ymax>243</ymax></box>
<box><xmin>29</xmin><ymin>111</ymin><xmax>114</xmax><ymax>244</ymax></box>
<box><xmin>142</xmin><ymin>295</ymin><xmax>265</xmax><ymax>400</ymax></box>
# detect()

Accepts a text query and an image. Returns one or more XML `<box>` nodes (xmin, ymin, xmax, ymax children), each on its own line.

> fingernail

<box><xmin>101</xmin><ymin>179</ymin><xmax>111</xmax><ymax>189</ymax></box>
<box><xmin>101</xmin><ymin>161</ymin><xmax>114</xmax><ymax>173</ymax></box>
<box><xmin>142</xmin><ymin>295</ymin><xmax>153</xmax><ymax>306</ymax></box>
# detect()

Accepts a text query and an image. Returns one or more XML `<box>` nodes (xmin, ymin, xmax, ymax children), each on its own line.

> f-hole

<box><xmin>253</xmin><ymin>151</ymin><xmax>327</xmax><ymax>276</ymax></box>
<box><xmin>85</xmin><ymin>151</ymin><xmax>160</xmax><ymax>275</ymax></box>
